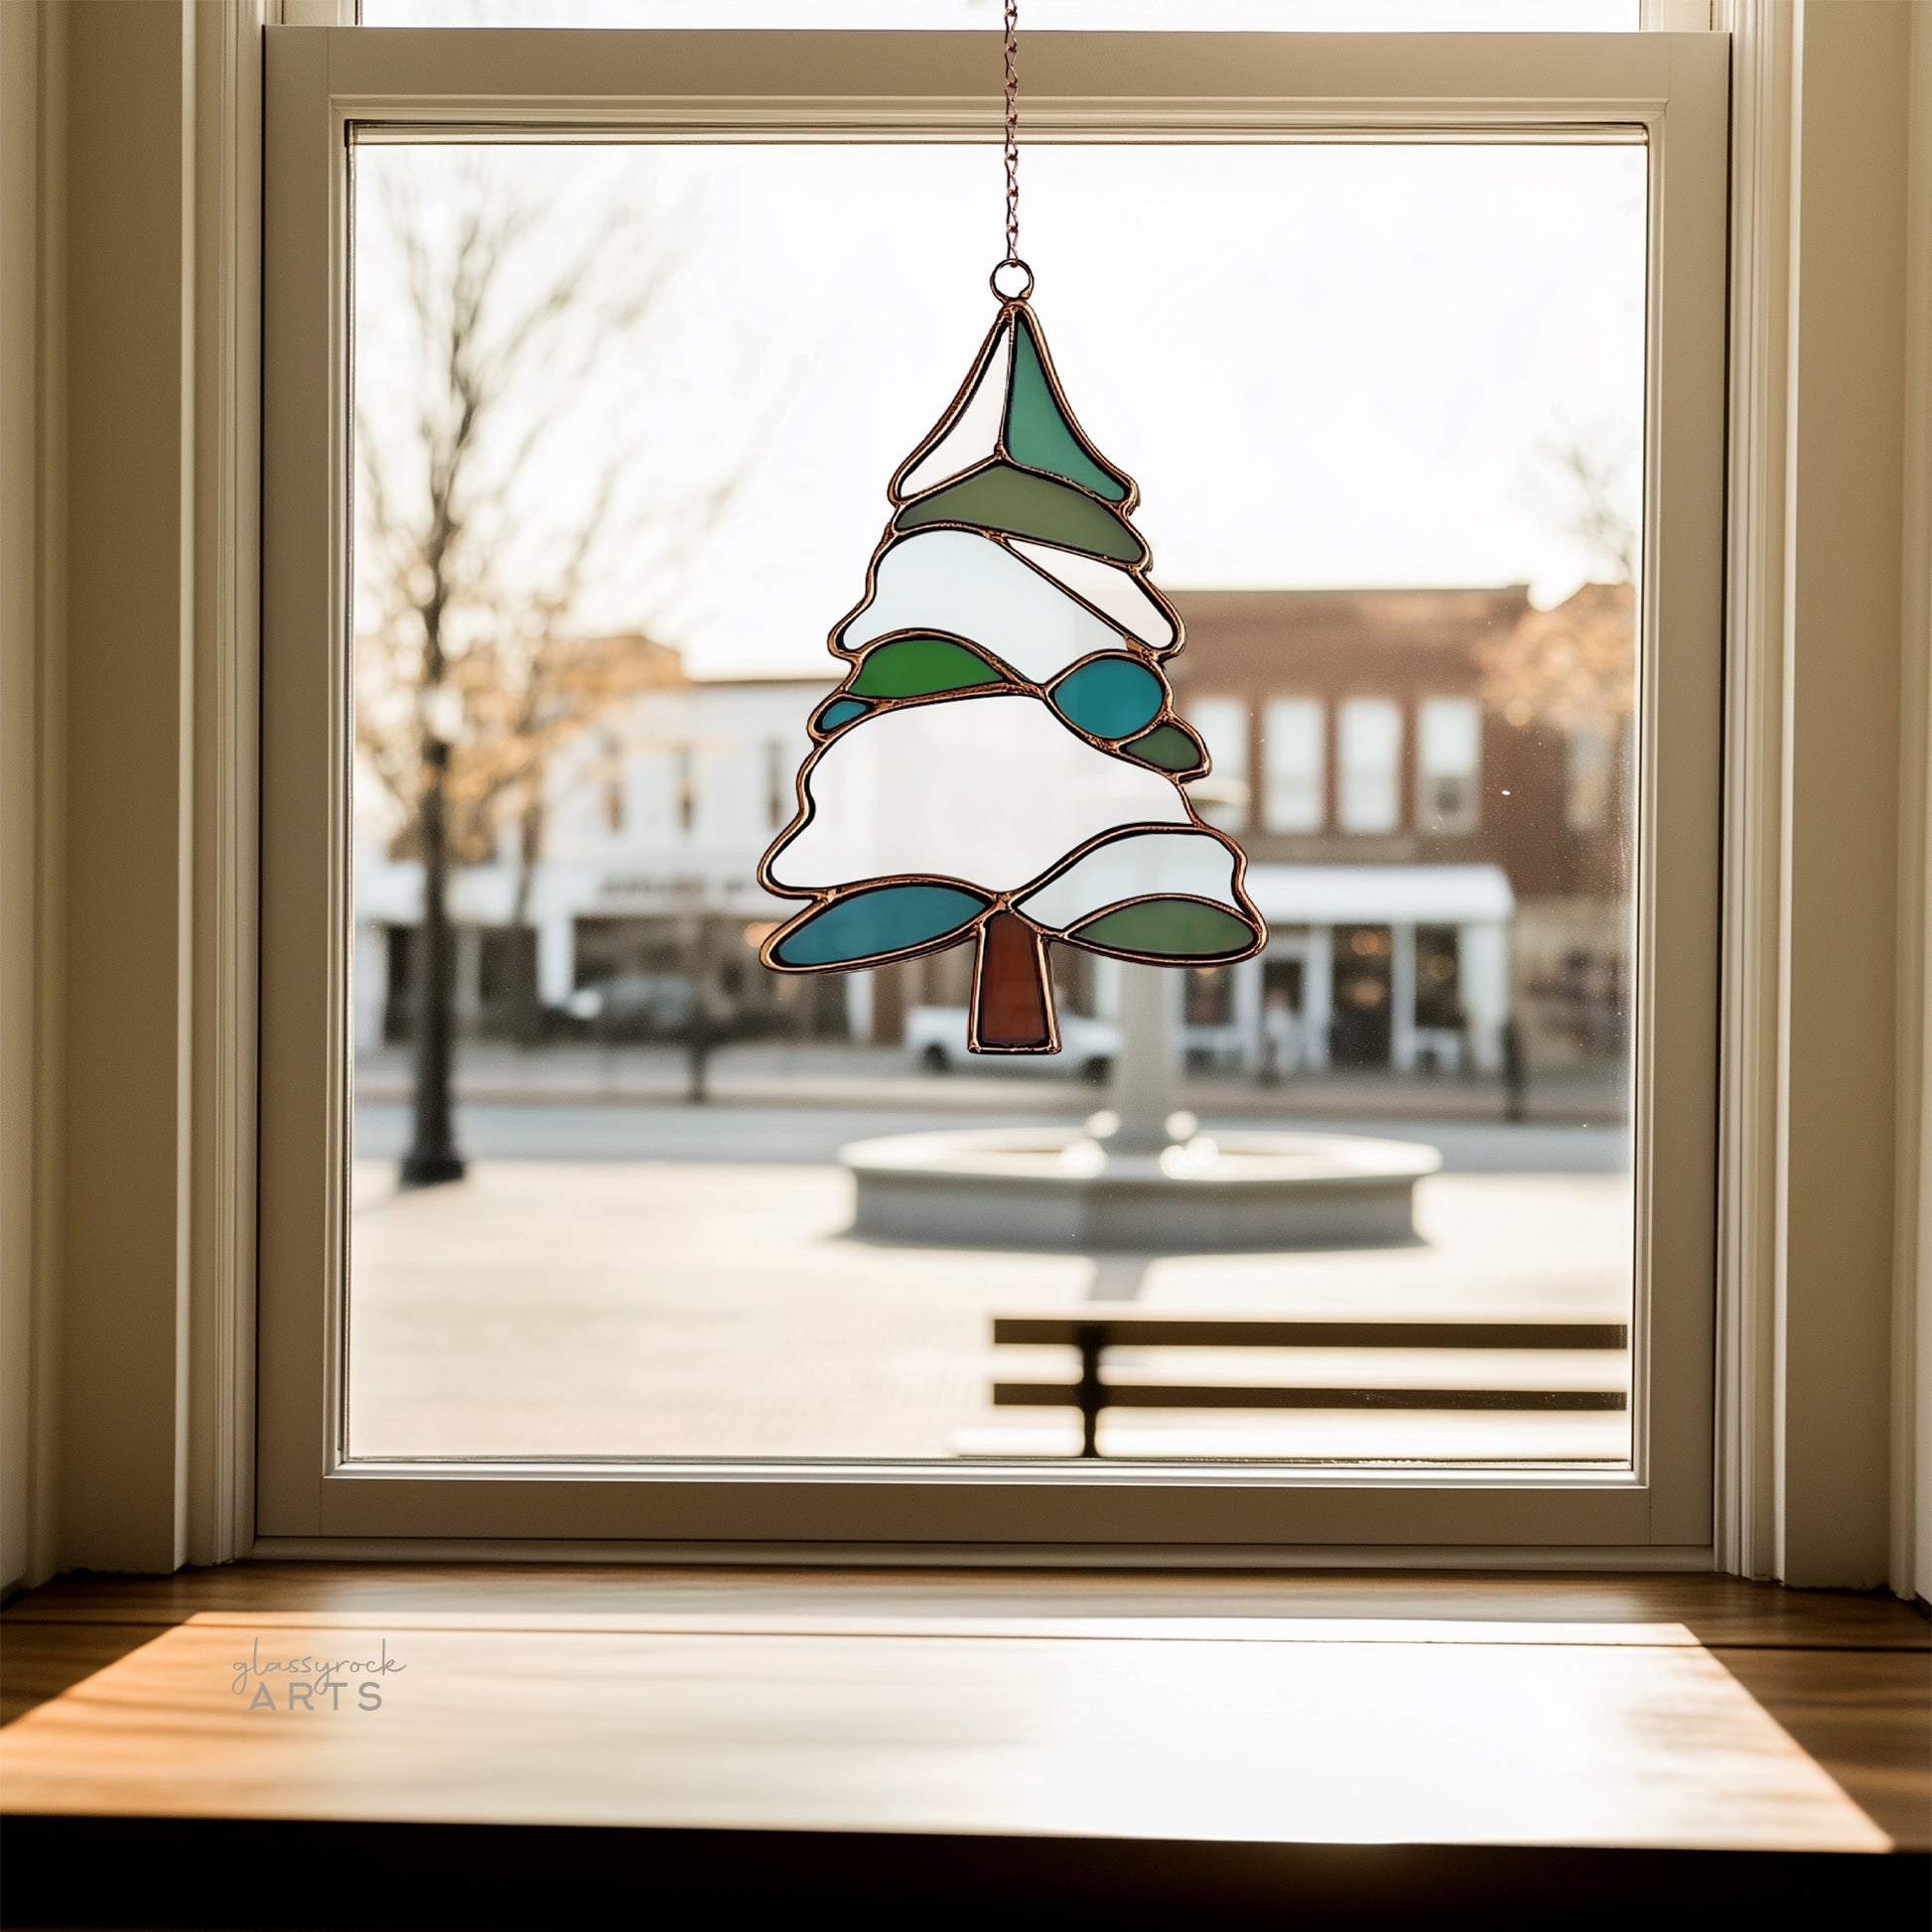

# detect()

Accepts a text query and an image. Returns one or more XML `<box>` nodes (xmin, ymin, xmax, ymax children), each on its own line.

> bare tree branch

<box><xmin>353</xmin><ymin>151</ymin><xmax>737</xmax><ymax>895</ymax></box>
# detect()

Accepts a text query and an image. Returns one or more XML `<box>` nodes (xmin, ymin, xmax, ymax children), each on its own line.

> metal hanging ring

<box><xmin>991</xmin><ymin>257</ymin><xmax>1035</xmax><ymax>302</ymax></box>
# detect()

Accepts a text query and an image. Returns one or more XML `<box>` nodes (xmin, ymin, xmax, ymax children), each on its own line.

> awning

<box><xmin>1244</xmin><ymin>862</ymin><xmax>1515</xmax><ymax>927</ymax></box>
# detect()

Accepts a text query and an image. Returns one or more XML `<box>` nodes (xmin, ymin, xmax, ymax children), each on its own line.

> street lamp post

<box><xmin>401</xmin><ymin>682</ymin><xmax>467</xmax><ymax>1188</ymax></box>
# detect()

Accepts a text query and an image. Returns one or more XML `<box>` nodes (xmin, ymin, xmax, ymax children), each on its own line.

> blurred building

<box><xmin>352</xmin><ymin>672</ymin><xmax>841</xmax><ymax>1053</ymax></box>
<box><xmin>353</xmin><ymin>586</ymin><xmax>1630</xmax><ymax>1074</ymax></box>
<box><xmin>1163</xmin><ymin>587</ymin><xmax>1630</xmax><ymax>1076</ymax></box>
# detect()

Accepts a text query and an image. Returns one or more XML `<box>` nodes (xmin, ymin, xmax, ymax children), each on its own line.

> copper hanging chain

<box><xmin>1003</xmin><ymin>0</ymin><xmax>1021</xmax><ymax>266</ymax></box>
<box><xmin>992</xmin><ymin>0</ymin><xmax>1034</xmax><ymax>299</ymax></box>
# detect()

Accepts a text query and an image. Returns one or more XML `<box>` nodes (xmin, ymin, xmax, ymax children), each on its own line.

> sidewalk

<box><xmin>354</xmin><ymin>1041</ymin><xmax>1628</xmax><ymax>1125</ymax></box>
<box><xmin>347</xmin><ymin>1158</ymin><xmax>1634</xmax><ymax>1462</ymax></box>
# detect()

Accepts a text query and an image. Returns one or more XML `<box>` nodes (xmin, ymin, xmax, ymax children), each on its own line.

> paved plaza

<box><xmin>347</xmin><ymin>1099</ymin><xmax>1634</xmax><ymax>1464</ymax></box>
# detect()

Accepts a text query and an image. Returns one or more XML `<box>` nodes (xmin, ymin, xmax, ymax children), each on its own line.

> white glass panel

<box><xmin>1419</xmin><ymin>695</ymin><xmax>1481</xmax><ymax>834</ymax></box>
<box><xmin>1264</xmin><ymin>697</ymin><xmax>1325</xmax><ymax>833</ymax></box>
<box><xmin>1186</xmin><ymin>695</ymin><xmax>1249</xmax><ymax>832</ymax></box>
<box><xmin>839</xmin><ymin>530</ymin><xmax>1121</xmax><ymax>685</ymax></box>
<box><xmin>1339</xmin><ymin>696</ymin><xmax>1403</xmax><ymax>833</ymax></box>
<box><xmin>1019</xmin><ymin>830</ymin><xmax>1241</xmax><ymax>932</ymax></box>
<box><xmin>898</xmin><ymin>322</ymin><xmax>1011</xmax><ymax>498</ymax></box>
<box><xmin>1008</xmin><ymin>539</ymin><xmax>1177</xmax><ymax>652</ymax></box>
<box><xmin>768</xmin><ymin>693</ymin><xmax>1187</xmax><ymax>896</ymax></box>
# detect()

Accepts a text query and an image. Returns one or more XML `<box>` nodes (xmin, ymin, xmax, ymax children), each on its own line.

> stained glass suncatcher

<box><xmin>758</xmin><ymin>298</ymin><xmax>1265</xmax><ymax>1052</ymax></box>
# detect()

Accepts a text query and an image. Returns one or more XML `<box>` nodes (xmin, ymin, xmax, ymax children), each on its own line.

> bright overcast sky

<box><xmin>354</xmin><ymin>7</ymin><xmax>1647</xmax><ymax>681</ymax></box>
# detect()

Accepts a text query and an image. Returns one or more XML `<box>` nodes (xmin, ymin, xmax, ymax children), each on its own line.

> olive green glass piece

<box><xmin>1071</xmin><ymin>897</ymin><xmax>1255</xmax><ymax>959</ymax></box>
<box><xmin>849</xmin><ymin>635</ymin><xmax>1005</xmax><ymax>700</ymax></box>
<box><xmin>894</xmin><ymin>463</ymin><xmax>1145</xmax><ymax>566</ymax></box>
<box><xmin>1006</xmin><ymin>314</ymin><xmax>1130</xmax><ymax>503</ymax></box>
<box><xmin>1121</xmin><ymin>722</ymin><xmax>1203</xmax><ymax>772</ymax></box>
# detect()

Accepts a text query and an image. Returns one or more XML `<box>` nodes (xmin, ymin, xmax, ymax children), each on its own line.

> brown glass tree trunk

<box><xmin>972</xmin><ymin>911</ymin><xmax>1056</xmax><ymax>1051</ymax></box>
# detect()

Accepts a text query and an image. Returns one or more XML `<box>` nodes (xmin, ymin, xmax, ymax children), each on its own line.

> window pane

<box><xmin>1338</xmin><ymin>697</ymin><xmax>1403</xmax><ymax>833</ymax></box>
<box><xmin>1185</xmin><ymin>696</ymin><xmax>1250</xmax><ymax>832</ymax></box>
<box><xmin>1263</xmin><ymin>698</ymin><xmax>1324</xmax><ymax>833</ymax></box>
<box><xmin>1420</xmin><ymin>695</ymin><xmax>1481</xmax><ymax>834</ymax></box>
<box><xmin>348</xmin><ymin>139</ymin><xmax>1642</xmax><ymax>1467</ymax></box>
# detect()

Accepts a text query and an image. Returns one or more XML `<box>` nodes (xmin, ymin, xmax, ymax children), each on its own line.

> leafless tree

<box><xmin>353</xmin><ymin>151</ymin><xmax>751</xmax><ymax>1168</ymax></box>
<box><xmin>355</xmin><ymin>155</ymin><xmax>722</xmax><ymax>889</ymax></box>
<box><xmin>1480</xmin><ymin>429</ymin><xmax>1639</xmax><ymax>737</ymax></box>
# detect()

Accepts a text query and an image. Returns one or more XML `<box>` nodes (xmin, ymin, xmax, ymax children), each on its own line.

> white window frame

<box><xmin>257</xmin><ymin>26</ymin><xmax>1727</xmax><ymax>1556</ymax></box>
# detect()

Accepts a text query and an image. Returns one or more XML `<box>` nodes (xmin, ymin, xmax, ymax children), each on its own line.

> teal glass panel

<box><xmin>1049</xmin><ymin>654</ymin><xmax>1165</xmax><ymax>739</ymax></box>
<box><xmin>1071</xmin><ymin>897</ymin><xmax>1255</xmax><ymax>958</ymax></box>
<box><xmin>814</xmin><ymin>697</ymin><xmax>870</xmax><ymax>732</ymax></box>
<box><xmin>1121</xmin><ymin>722</ymin><xmax>1204</xmax><ymax>771</ymax></box>
<box><xmin>1005</xmin><ymin>314</ymin><xmax>1130</xmax><ymax>502</ymax></box>
<box><xmin>894</xmin><ymin>463</ymin><xmax>1144</xmax><ymax>565</ymax></box>
<box><xmin>850</xmin><ymin>634</ymin><xmax>1003</xmax><ymax>699</ymax></box>
<box><xmin>772</xmin><ymin>882</ymin><xmax>987</xmax><ymax>967</ymax></box>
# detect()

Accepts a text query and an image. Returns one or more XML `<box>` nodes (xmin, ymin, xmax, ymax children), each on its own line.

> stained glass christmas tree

<box><xmin>758</xmin><ymin>298</ymin><xmax>1264</xmax><ymax>1052</ymax></box>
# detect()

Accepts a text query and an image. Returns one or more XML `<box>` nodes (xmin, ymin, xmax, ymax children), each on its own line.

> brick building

<box><xmin>353</xmin><ymin>586</ymin><xmax>1631</xmax><ymax>1076</ymax></box>
<box><xmin>874</xmin><ymin>583</ymin><xmax>1630</xmax><ymax>1075</ymax></box>
<box><xmin>1162</xmin><ymin>585</ymin><xmax>1631</xmax><ymax>1074</ymax></box>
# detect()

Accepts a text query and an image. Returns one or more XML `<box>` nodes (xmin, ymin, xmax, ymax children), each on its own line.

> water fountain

<box><xmin>841</xmin><ymin>966</ymin><xmax>1440</xmax><ymax>1250</ymax></box>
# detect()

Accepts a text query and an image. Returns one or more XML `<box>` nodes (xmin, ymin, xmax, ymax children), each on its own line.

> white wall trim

<box><xmin>1894</xmin><ymin>0</ymin><xmax>1932</xmax><ymax>1607</ymax></box>
<box><xmin>188</xmin><ymin>0</ymin><xmax>263</xmax><ymax>1569</ymax></box>
<box><xmin>247</xmin><ymin>1537</ymin><xmax>1720</xmax><ymax>1574</ymax></box>
<box><xmin>1</xmin><ymin>0</ymin><xmax>69</xmax><ymax>1598</ymax></box>
<box><xmin>1713</xmin><ymin>0</ymin><xmax>1790</xmax><ymax>1583</ymax></box>
<box><xmin>29</xmin><ymin>0</ymin><xmax>67</xmax><ymax>1598</ymax></box>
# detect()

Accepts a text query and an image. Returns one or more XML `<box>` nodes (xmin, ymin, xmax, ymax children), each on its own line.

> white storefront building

<box><xmin>354</xmin><ymin>675</ymin><xmax>1513</xmax><ymax>1073</ymax></box>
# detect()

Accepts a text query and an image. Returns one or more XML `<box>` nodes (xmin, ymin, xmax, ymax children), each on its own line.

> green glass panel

<box><xmin>894</xmin><ymin>464</ymin><xmax>1144</xmax><ymax>566</ymax></box>
<box><xmin>1121</xmin><ymin>722</ymin><xmax>1203</xmax><ymax>771</ymax></box>
<box><xmin>1050</xmin><ymin>654</ymin><xmax>1165</xmax><ymax>740</ymax></box>
<box><xmin>850</xmin><ymin>635</ymin><xmax>1004</xmax><ymax>700</ymax></box>
<box><xmin>814</xmin><ymin>697</ymin><xmax>870</xmax><ymax>732</ymax></box>
<box><xmin>1005</xmin><ymin>314</ymin><xmax>1130</xmax><ymax>503</ymax></box>
<box><xmin>1071</xmin><ymin>897</ymin><xmax>1255</xmax><ymax>959</ymax></box>
<box><xmin>773</xmin><ymin>883</ymin><xmax>988</xmax><ymax>968</ymax></box>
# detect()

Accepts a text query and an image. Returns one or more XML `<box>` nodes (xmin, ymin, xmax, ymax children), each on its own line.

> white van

<box><xmin>903</xmin><ymin>1005</ymin><xmax>1120</xmax><ymax>1083</ymax></box>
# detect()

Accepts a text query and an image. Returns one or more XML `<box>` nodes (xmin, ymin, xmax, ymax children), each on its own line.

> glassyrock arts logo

<box><xmin>229</xmin><ymin>1635</ymin><xmax>406</xmax><ymax>1714</ymax></box>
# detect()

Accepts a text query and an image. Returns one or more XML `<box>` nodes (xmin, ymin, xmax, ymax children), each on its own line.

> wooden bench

<box><xmin>990</xmin><ymin>1313</ymin><xmax>1630</xmax><ymax>1456</ymax></box>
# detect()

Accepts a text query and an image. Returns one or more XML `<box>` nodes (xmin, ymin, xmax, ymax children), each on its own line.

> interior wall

<box><xmin>58</xmin><ymin>0</ymin><xmax>201</xmax><ymax>1576</ymax></box>
<box><xmin>1902</xmin><ymin>0</ymin><xmax>1932</xmax><ymax>1609</ymax></box>
<box><xmin>1772</xmin><ymin>0</ymin><xmax>1915</xmax><ymax>1589</ymax></box>
<box><xmin>0</xmin><ymin>0</ymin><xmax>63</xmax><ymax>1602</ymax></box>
<box><xmin>0</xmin><ymin>0</ymin><xmax>41</xmax><ymax>1598</ymax></box>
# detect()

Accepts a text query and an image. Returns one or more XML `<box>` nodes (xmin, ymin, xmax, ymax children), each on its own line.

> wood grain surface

<box><xmin>0</xmin><ymin>1616</ymin><xmax>1894</xmax><ymax>1853</ymax></box>
<box><xmin>2</xmin><ymin>1566</ymin><xmax>1925</xmax><ymax>1877</ymax></box>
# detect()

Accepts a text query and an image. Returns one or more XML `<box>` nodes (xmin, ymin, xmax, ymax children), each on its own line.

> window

<box><xmin>1568</xmin><ymin>722</ymin><xmax>1615</xmax><ymax>831</ymax></box>
<box><xmin>1186</xmin><ymin>696</ymin><xmax>1250</xmax><ymax>832</ymax></box>
<box><xmin>601</xmin><ymin>738</ymin><xmax>625</xmax><ymax>835</ymax></box>
<box><xmin>764</xmin><ymin>738</ymin><xmax>788</xmax><ymax>831</ymax></box>
<box><xmin>1263</xmin><ymin>697</ymin><xmax>1325</xmax><ymax>833</ymax></box>
<box><xmin>672</xmin><ymin>744</ymin><xmax>697</xmax><ymax>836</ymax></box>
<box><xmin>1338</xmin><ymin>697</ymin><xmax>1403</xmax><ymax>833</ymax></box>
<box><xmin>1419</xmin><ymin>696</ymin><xmax>1481</xmax><ymax>834</ymax></box>
<box><xmin>260</xmin><ymin>27</ymin><xmax>1726</xmax><ymax>1552</ymax></box>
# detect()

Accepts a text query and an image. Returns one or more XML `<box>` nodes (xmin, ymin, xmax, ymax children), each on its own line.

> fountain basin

<box><xmin>841</xmin><ymin>1128</ymin><xmax>1442</xmax><ymax>1251</ymax></box>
